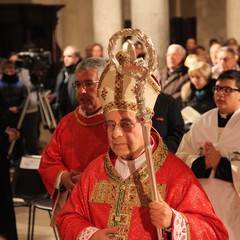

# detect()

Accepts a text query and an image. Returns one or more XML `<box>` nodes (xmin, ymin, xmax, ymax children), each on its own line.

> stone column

<box><xmin>175</xmin><ymin>0</ymin><xmax>182</xmax><ymax>17</ymax></box>
<box><xmin>131</xmin><ymin>0</ymin><xmax>169</xmax><ymax>69</ymax></box>
<box><xmin>226</xmin><ymin>0</ymin><xmax>240</xmax><ymax>43</ymax></box>
<box><xmin>196</xmin><ymin>0</ymin><xmax>226</xmax><ymax>49</ymax></box>
<box><xmin>56</xmin><ymin>0</ymin><xmax>94</xmax><ymax>57</ymax></box>
<box><xmin>93</xmin><ymin>0</ymin><xmax>122</xmax><ymax>58</ymax></box>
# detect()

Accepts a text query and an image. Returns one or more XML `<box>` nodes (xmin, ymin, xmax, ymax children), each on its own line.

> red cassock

<box><xmin>38</xmin><ymin>107</ymin><xmax>108</xmax><ymax>195</ymax></box>
<box><xmin>57</xmin><ymin>133</ymin><xmax>228</xmax><ymax>240</ymax></box>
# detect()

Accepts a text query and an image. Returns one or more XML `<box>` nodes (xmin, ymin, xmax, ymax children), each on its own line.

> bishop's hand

<box><xmin>149</xmin><ymin>192</ymin><xmax>173</xmax><ymax>230</ymax></box>
<box><xmin>90</xmin><ymin>227</ymin><xmax>118</xmax><ymax>240</ymax></box>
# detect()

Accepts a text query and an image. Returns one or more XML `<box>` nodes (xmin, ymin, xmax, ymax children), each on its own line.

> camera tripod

<box><xmin>7</xmin><ymin>84</ymin><xmax>57</xmax><ymax>158</ymax></box>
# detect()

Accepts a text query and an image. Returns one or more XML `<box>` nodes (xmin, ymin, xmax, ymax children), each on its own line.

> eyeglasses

<box><xmin>72</xmin><ymin>81</ymin><xmax>99</xmax><ymax>90</ymax></box>
<box><xmin>103</xmin><ymin>120</ymin><xmax>136</xmax><ymax>132</ymax></box>
<box><xmin>213</xmin><ymin>86</ymin><xmax>240</xmax><ymax>94</ymax></box>
<box><xmin>218</xmin><ymin>57</ymin><xmax>234</xmax><ymax>62</ymax></box>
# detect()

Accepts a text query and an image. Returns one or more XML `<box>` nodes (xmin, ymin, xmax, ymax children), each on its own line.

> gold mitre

<box><xmin>98</xmin><ymin>30</ymin><xmax>160</xmax><ymax>116</ymax></box>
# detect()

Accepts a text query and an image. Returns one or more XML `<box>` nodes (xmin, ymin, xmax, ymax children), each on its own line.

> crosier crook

<box><xmin>108</xmin><ymin>28</ymin><xmax>163</xmax><ymax>240</ymax></box>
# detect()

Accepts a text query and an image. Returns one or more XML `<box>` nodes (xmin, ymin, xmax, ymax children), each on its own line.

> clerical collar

<box><xmin>79</xmin><ymin>107</ymin><xmax>103</xmax><ymax>118</ymax></box>
<box><xmin>218</xmin><ymin>111</ymin><xmax>234</xmax><ymax>127</ymax></box>
<box><xmin>115</xmin><ymin>136</ymin><xmax>155</xmax><ymax>179</ymax></box>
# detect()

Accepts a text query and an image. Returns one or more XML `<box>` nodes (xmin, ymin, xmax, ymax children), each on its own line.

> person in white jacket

<box><xmin>176</xmin><ymin>69</ymin><xmax>240</xmax><ymax>240</ymax></box>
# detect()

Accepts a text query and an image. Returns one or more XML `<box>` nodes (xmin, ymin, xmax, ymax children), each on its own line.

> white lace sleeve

<box><xmin>78</xmin><ymin>227</ymin><xmax>99</xmax><ymax>240</ymax></box>
<box><xmin>171</xmin><ymin>209</ymin><xmax>189</xmax><ymax>239</ymax></box>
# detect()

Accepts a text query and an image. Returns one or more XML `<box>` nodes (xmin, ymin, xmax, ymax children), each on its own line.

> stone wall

<box><xmin>1</xmin><ymin>0</ymin><xmax>239</xmax><ymax>59</ymax></box>
<box><xmin>196</xmin><ymin>0</ymin><xmax>226</xmax><ymax>49</ymax></box>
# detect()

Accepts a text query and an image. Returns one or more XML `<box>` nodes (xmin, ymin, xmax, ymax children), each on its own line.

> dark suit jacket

<box><xmin>153</xmin><ymin>93</ymin><xmax>185</xmax><ymax>153</ymax></box>
<box><xmin>160</xmin><ymin>64</ymin><xmax>189</xmax><ymax>101</ymax></box>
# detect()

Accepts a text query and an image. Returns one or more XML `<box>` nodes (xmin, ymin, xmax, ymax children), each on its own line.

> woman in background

<box><xmin>182</xmin><ymin>61</ymin><xmax>216</xmax><ymax>114</ymax></box>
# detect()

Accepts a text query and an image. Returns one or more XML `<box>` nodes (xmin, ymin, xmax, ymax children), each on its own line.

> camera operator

<box><xmin>50</xmin><ymin>45</ymin><xmax>82</xmax><ymax>122</ymax></box>
<box><xmin>9</xmin><ymin>51</ymin><xmax>40</xmax><ymax>155</ymax></box>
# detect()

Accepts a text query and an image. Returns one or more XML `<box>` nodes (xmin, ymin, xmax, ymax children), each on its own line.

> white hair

<box><xmin>168</xmin><ymin>44</ymin><xmax>186</xmax><ymax>56</ymax></box>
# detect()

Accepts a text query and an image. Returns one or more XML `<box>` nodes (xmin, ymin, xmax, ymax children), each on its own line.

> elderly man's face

<box><xmin>166</xmin><ymin>47</ymin><xmax>184</xmax><ymax>70</ymax></box>
<box><xmin>216</xmin><ymin>51</ymin><xmax>237</xmax><ymax>72</ymax></box>
<box><xmin>106</xmin><ymin>110</ymin><xmax>150</xmax><ymax>160</ymax></box>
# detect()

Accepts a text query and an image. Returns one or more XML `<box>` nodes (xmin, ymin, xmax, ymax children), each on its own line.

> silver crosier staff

<box><xmin>108</xmin><ymin>28</ymin><xmax>163</xmax><ymax>240</ymax></box>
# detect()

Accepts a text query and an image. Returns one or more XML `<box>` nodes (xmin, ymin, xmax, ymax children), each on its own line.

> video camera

<box><xmin>16</xmin><ymin>48</ymin><xmax>52</xmax><ymax>86</ymax></box>
<box><xmin>16</xmin><ymin>48</ymin><xmax>51</xmax><ymax>71</ymax></box>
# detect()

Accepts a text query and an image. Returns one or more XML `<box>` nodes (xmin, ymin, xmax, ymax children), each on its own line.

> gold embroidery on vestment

<box><xmin>89</xmin><ymin>137</ymin><xmax>167</xmax><ymax>239</ymax></box>
<box><xmin>74</xmin><ymin>109</ymin><xmax>105</xmax><ymax>126</ymax></box>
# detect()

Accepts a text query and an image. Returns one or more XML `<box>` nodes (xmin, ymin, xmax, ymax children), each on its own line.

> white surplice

<box><xmin>176</xmin><ymin>107</ymin><xmax>240</xmax><ymax>240</ymax></box>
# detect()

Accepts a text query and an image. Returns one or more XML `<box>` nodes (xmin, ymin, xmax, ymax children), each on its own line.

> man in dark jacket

<box><xmin>159</xmin><ymin>44</ymin><xmax>189</xmax><ymax>102</ymax></box>
<box><xmin>51</xmin><ymin>45</ymin><xmax>82</xmax><ymax>121</ymax></box>
<box><xmin>153</xmin><ymin>92</ymin><xmax>185</xmax><ymax>153</ymax></box>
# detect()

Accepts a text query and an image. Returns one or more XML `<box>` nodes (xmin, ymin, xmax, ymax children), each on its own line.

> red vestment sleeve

<box><xmin>38</xmin><ymin>108</ymin><xmax>108</xmax><ymax>196</ymax></box>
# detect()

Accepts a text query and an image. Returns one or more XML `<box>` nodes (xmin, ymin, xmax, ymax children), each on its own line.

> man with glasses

<box><xmin>38</xmin><ymin>57</ymin><xmax>109</xmax><ymax>225</ymax></box>
<box><xmin>212</xmin><ymin>46</ymin><xmax>240</xmax><ymax>79</ymax></box>
<box><xmin>57</xmin><ymin>50</ymin><xmax>227</xmax><ymax>240</ymax></box>
<box><xmin>177</xmin><ymin>70</ymin><xmax>240</xmax><ymax>240</ymax></box>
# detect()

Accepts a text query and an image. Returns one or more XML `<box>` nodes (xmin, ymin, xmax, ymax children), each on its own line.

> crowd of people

<box><xmin>0</xmin><ymin>34</ymin><xmax>240</xmax><ymax>240</ymax></box>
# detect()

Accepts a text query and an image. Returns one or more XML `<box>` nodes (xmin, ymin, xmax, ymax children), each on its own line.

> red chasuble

<box><xmin>38</xmin><ymin>107</ymin><xmax>108</xmax><ymax>195</ymax></box>
<box><xmin>57</xmin><ymin>133</ymin><xmax>228</xmax><ymax>240</ymax></box>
